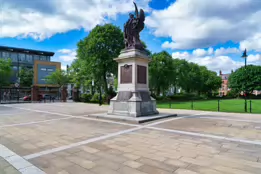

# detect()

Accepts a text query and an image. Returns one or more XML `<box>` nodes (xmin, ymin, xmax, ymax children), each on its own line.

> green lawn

<box><xmin>157</xmin><ymin>99</ymin><xmax>261</xmax><ymax>114</ymax></box>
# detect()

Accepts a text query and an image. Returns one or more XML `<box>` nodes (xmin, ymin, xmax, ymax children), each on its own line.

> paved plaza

<box><xmin>0</xmin><ymin>103</ymin><xmax>261</xmax><ymax>174</ymax></box>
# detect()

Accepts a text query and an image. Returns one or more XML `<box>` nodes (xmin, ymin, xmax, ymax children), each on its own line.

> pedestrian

<box><xmin>3</xmin><ymin>91</ymin><xmax>6</xmax><ymax>101</ymax></box>
<box><xmin>7</xmin><ymin>91</ymin><xmax>10</xmax><ymax>101</ymax></box>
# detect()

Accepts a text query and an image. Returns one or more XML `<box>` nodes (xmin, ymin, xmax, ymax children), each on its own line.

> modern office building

<box><xmin>0</xmin><ymin>45</ymin><xmax>55</xmax><ymax>84</ymax></box>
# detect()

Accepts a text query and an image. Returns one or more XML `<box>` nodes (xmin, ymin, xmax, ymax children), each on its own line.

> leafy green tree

<box><xmin>45</xmin><ymin>69</ymin><xmax>70</xmax><ymax>87</ymax></box>
<box><xmin>199</xmin><ymin>66</ymin><xmax>222</xmax><ymax>95</ymax></box>
<box><xmin>228</xmin><ymin>65</ymin><xmax>261</xmax><ymax>94</ymax></box>
<box><xmin>19</xmin><ymin>67</ymin><xmax>33</xmax><ymax>87</ymax></box>
<box><xmin>76</xmin><ymin>24</ymin><xmax>124</xmax><ymax>95</ymax></box>
<box><xmin>149</xmin><ymin>51</ymin><xmax>176</xmax><ymax>95</ymax></box>
<box><xmin>0</xmin><ymin>58</ymin><xmax>12</xmax><ymax>86</ymax></box>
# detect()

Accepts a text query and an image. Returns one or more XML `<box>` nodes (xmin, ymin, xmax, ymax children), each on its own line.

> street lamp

<box><xmin>241</xmin><ymin>48</ymin><xmax>248</xmax><ymax>112</ymax></box>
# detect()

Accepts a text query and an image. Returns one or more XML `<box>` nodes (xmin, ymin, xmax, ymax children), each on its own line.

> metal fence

<box><xmin>0</xmin><ymin>87</ymin><xmax>62</xmax><ymax>104</ymax></box>
<box><xmin>157</xmin><ymin>99</ymin><xmax>261</xmax><ymax>114</ymax></box>
<box><xmin>0</xmin><ymin>87</ymin><xmax>32</xmax><ymax>104</ymax></box>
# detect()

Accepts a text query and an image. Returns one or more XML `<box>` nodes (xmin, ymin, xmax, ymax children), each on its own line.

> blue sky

<box><xmin>0</xmin><ymin>0</ymin><xmax>260</xmax><ymax>73</ymax></box>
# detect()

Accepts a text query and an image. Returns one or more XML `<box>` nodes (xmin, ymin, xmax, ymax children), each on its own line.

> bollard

<box><xmin>218</xmin><ymin>100</ymin><xmax>220</xmax><ymax>112</ymax></box>
<box><xmin>250</xmin><ymin>100</ymin><xmax>252</xmax><ymax>113</ymax></box>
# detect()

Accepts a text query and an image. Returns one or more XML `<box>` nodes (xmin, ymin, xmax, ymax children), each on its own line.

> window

<box><xmin>18</xmin><ymin>53</ymin><xmax>25</xmax><ymax>62</ymax></box>
<box><xmin>26</xmin><ymin>54</ymin><xmax>33</xmax><ymax>62</ymax></box>
<box><xmin>34</xmin><ymin>55</ymin><xmax>39</xmax><ymax>60</ymax></box>
<box><xmin>46</xmin><ymin>56</ymin><xmax>50</xmax><ymax>61</ymax></box>
<box><xmin>2</xmin><ymin>52</ymin><xmax>9</xmax><ymax>58</ymax></box>
<box><xmin>41</xmin><ymin>68</ymin><xmax>47</xmax><ymax>71</ymax></box>
<box><xmin>40</xmin><ymin>56</ymin><xmax>46</xmax><ymax>61</ymax></box>
<box><xmin>10</xmin><ymin>52</ymin><xmax>18</xmax><ymax>62</ymax></box>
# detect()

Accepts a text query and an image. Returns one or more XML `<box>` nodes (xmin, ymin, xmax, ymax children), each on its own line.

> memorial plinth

<box><xmin>89</xmin><ymin>49</ymin><xmax>177</xmax><ymax>123</ymax></box>
<box><xmin>108</xmin><ymin>48</ymin><xmax>158</xmax><ymax>117</ymax></box>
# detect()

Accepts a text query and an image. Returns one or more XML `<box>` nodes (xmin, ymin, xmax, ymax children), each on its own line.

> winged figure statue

<box><xmin>124</xmin><ymin>2</ymin><xmax>145</xmax><ymax>51</ymax></box>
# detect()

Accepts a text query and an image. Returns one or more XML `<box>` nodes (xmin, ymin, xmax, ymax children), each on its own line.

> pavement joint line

<box><xmin>0</xmin><ymin>117</ymin><xmax>74</xmax><ymax>128</ymax></box>
<box><xmin>147</xmin><ymin>126</ymin><xmax>261</xmax><ymax>146</ymax></box>
<box><xmin>23</xmin><ymin>112</ymin><xmax>207</xmax><ymax>160</ymax></box>
<box><xmin>0</xmin><ymin>144</ymin><xmax>46</xmax><ymax>174</ymax></box>
<box><xmin>197</xmin><ymin>116</ymin><xmax>261</xmax><ymax>123</ymax></box>
<box><xmin>4</xmin><ymin>105</ymin><xmax>198</xmax><ymax>127</ymax></box>
<box><xmin>2</xmin><ymin>105</ymin><xmax>139</xmax><ymax>127</ymax></box>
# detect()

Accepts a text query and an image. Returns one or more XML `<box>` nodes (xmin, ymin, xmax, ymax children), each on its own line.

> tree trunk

<box><xmin>102</xmin><ymin>73</ymin><xmax>108</xmax><ymax>95</ymax></box>
<box><xmin>156</xmin><ymin>87</ymin><xmax>160</xmax><ymax>96</ymax></box>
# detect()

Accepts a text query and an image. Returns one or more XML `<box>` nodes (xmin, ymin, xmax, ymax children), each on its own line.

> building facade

<box><xmin>0</xmin><ymin>45</ymin><xmax>54</xmax><ymax>84</ymax></box>
<box><xmin>219</xmin><ymin>70</ymin><xmax>231</xmax><ymax>96</ymax></box>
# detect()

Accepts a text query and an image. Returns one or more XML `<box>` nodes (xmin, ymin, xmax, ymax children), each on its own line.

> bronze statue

<box><xmin>124</xmin><ymin>2</ymin><xmax>145</xmax><ymax>51</ymax></box>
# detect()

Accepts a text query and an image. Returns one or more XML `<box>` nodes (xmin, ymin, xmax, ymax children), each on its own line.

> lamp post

<box><xmin>241</xmin><ymin>49</ymin><xmax>248</xmax><ymax>112</ymax></box>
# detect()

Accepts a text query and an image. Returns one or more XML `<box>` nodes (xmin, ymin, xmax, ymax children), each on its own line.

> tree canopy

<box><xmin>149</xmin><ymin>56</ymin><xmax>222</xmax><ymax>96</ymax></box>
<box><xmin>149</xmin><ymin>51</ymin><xmax>176</xmax><ymax>95</ymax></box>
<box><xmin>76</xmin><ymin>24</ymin><xmax>124</xmax><ymax>94</ymax></box>
<box><xmin>19</xmin><ymin>67</ymin><xmax>33</xmax><ymax>87</ymax></box>
<box><xmin>228</xmin><ymin>65</ymin><xmax>261</xmax><ymax>94</ymax></box>
<box><xmin>0</xmin><ymin>59</ymin><xmax>12</xmax><ymax>86</ymax></box>
<box><xmin>45</xmin><ymin>69</ymin><xmax>70</xmax><ymax>87</ymax></box>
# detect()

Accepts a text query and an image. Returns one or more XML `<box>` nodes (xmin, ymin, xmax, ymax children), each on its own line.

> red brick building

<box><xmin>219</xmin><ymin>70</ymin><xmax>232</xmax><ymax>96</ymax></box>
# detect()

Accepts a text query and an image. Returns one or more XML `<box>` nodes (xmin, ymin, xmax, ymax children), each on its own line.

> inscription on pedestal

<box><xmin>137</xmin><ymin>65</ymin><xmax>147</xmax><ymax>84</ymax></box>
<box><xmin>120</xmin><ymin>65</ymin><xmax>132</xmax><ymax>84</ymax></box>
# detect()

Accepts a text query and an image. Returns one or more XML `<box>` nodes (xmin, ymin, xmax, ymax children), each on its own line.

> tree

<box><xmin>149</xmin><ymin>51</ymin><xmax>176</xmax><ymax>96</ymax></box>
<box><xmin>0</xmin><ymin>58</ymin><xmax>12</xmax><ymax>86</ymax></box>
<box><xmin>76</xmin><ymin>24</ymin><xmax>124</xmax><ymax>95</ymax></box>
<box><xmin>199</xmin><ymin>66</ymin><xmax>222</xmax><ymax>95</ymax></box>
<box><xmin>45</xmin><ymin>69</ymin><xmax>70</xmax><ymax>87</ymax></box>
<box><xmin>19</xmin><ymin>67</ymin><xmax>33</xmax><ymax>87</ymax></box>
<box><xmin>228</xmin><ymin>65</ymin><xmax>261</xmax><ymax>94</ymax></box>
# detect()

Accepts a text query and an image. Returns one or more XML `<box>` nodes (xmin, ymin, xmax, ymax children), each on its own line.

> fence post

<box><xmin>218</xmin><ymin>100</ymin><xmax>220</xmax><ymax>112</ymax></box>
<box><xmin>191</xmin><ymin>100</ymin><xmax>194</xmax><ymax>110</ymax></box>
<box><xmin>250</xmin><ymin>100</ymin><xmax>252</xmax><ymax>113</ymax></box>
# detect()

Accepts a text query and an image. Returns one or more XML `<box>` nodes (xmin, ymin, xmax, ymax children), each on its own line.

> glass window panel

<box><xmin>10</xmin><ymin>52</ymin><xmax>18</xmax><ymax>62</ymax></box>
<box><xmin>34</xmin><ymin>55</ymin><xmax>40</xmax><ymax>60</ymax></box>
<box><xmin>40</xmin><ymin>55</ymin><xmax>46</xmax><ymax>61</ymax></box>
<box><xmin>18</xmin><ymin>53</ymin><xmax>25</xmax><ymax>62</ymax></box>
<box><xmin>2</xmin><ymin>52</ymin><xmax>9</xmax><ymax>58</ymax></box>
<box><xmin>26</xmin><ymin>54</ymin><xmax>33</xmax><ymax>62</ymax></box>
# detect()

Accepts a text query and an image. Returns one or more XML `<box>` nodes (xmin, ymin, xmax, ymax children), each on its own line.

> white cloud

<box><xmin>214</xmin><ymin>47</ymin><xmax>240</xmax><ymax>56</ymax></box>
<box><xmin>57</xmin><ymin>49</ymin><xmax>77</xmax><ymax>62</ymax></box>
<box><xmin>192</xmin><ymin>47</ymin><xmax>214</xmax><ymax>57</ymax></box>
<box><xmin>248</xmin><ymin>54</ymin><xmax>261</xmax><ymax>63</ymax></box>
<box><xmin>172</xmin><ymin>47</ymin><xmax>261</xmax><ymax>73</ymax></box>
<box><xmin>240</xmin><ymin>33</ymin><xmax>261</xmax><ymax>52</ymax></box>
<box><xmin>1</xmin><ymin>0</ymin><xmax>151</xmax><ymax>40</ymax></box>
<box><xmin>146</xmin><ymin>0</ymin><xmax>261</xmax><ymax>50</ymax></box>
<box><xmin>58</xmin><ymin>49</ymin><xmax>73</xmax><ymax>54</ymax></box>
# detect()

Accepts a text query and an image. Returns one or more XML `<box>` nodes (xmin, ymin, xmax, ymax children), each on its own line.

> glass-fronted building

<box><xmin>0</xmin><ymin>45</ymin><xmax>55</xmax><ymax>83</ymax></box>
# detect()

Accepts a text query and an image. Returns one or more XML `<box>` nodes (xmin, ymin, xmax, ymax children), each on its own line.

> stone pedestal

<box><xmin>61</xmin><ymin>86</ymin><xmax>68</xmax><ymax>102</ymax></box>
<box><xmin>31</xmin><ymin>86</ymin><xmax>39</xmax><ymax>102</ymax></box>
<box><xmin>108</xmin><ymin>48</ymin><xmax>159</xmax><ymax>117</ymax></box>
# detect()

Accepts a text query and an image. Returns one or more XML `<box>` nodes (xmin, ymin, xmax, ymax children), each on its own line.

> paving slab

<box><xmin>0</xmin><ymin>118</ymin><xmax>131</xmax><ymax>157</ymax></box>
<box><xmin>155</xmin><ymin>117</ymin><xmax>261</xmax><ymax>141</ymax></box>
<box><xmin>28</xmin><ymin>129</ymin><xmax>261</xmax><ymax>174</ymax></box>
<box><xmin>0</xmin><ymin>157</ymin><xmax>21</xmax><ymax>174</ymax></box>
<box><xmin>2</xmin><ymin>103</ymin><xmax>109</xmax><ymax>116</ymax></box>
<box><xmin>0</xmin><ymin>110</ymin><xmax>67</xmax><ymax>127</ymax></box>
